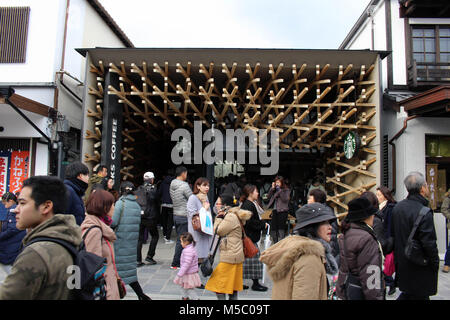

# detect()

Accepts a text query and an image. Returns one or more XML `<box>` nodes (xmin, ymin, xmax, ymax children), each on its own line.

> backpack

<box><xmin>26</xmin><ymin>225</ymin><xmax>107</xmax><ymax>300</ymax></box>
<box><xmin>135</xmin><ymin>183</ymin><xmax>154</xmax><ymax>210</ymax></box>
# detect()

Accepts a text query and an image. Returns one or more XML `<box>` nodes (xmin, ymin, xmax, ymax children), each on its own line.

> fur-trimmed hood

<box><xmin>260</xmin><ymin>235</ymin><xmax>325</xmax><ymax>281</ymax></box>
<box><xmin>227</xmin><ymin>206</ymin><xmax>252</xmax><ymax>223</ymax></box>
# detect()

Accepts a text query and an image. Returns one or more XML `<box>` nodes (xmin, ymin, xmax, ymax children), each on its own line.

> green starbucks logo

<box><xmin>344</xmin><ymin>132</ymin><xmax>360</xmax><ymax>159</ymax></box>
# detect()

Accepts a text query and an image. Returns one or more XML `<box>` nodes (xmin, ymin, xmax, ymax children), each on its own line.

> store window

<box><xmin>426</xmin><ymin>135</ymin><xmax>450</xmax><ymax>210</ymax></box>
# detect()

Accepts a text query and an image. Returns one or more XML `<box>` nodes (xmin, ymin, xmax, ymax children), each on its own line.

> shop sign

<box><xmin>0</xmin><ymin>152</ymin><xmax>10</xmax><ymax>196</ymax></box>
<box><xmin>344</xmin><ymin>132</ymin><xmax>361</xmax><ymax>160</ymax></box>
<box><xmin>9</xmin><ymin>151</ymin><xmax>29</xmax><ymax>194</ymax></box>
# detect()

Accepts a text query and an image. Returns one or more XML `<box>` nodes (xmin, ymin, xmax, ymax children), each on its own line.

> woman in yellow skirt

<box><xmin>205</xmin><ymin>196</ymin><xmax>252</xmax><ymax>300</ymax></box>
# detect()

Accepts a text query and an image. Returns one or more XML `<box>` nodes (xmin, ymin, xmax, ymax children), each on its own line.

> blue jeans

<box><xmin>171</xmin><ymin>215</ymin><xmax>188</xmax><ymax>267</ymax></box>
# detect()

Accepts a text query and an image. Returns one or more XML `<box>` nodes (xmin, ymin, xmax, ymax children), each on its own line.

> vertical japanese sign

<box><xmin>9</xmin><ymin>151</ymin><xmax>29</xmax><ymax>194</ymax></box>
<box><xmin>426</xmin><ymin>164</ymin><xmax>438</xmax><ymax>210</ymax></box>
<box><xmin>0</xmin><ymin>152</ymin><xmax>10</xmax><ymax>197</ymax></box>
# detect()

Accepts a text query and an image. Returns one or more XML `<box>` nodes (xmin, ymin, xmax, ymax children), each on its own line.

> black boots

<box><xmin>251</xmin><ymin>279</ymin><xmax>268</xmax><ymax>292</ymax></box>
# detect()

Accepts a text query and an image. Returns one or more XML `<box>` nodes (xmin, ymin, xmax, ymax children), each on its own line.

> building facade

<box><xmin>0</xmin><ymin>0</ymin><xmax>132</xmax><ymax>205</ymax></box>
<box><xmin>340</xmin><ymin>0</ymin><xmax>450</xmax><ymax>257</ymax></box>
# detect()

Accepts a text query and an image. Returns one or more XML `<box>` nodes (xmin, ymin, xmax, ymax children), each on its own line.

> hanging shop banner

<box><xmin>0</xmin><ymin>152</ymin><xmax>11</xmax><ymax>197</ymax></box>
<box><xmin>9</xmin><ymin>151</ymin><xmax>30</xmax><ymax>194</ymax></box>
<box><xmin>426</xmin><ymin>164</ymin><xmax>438</xmax><ymax>210</ymax></box>
<box><xmin>101</xmin><ymin>71</ymin><xmax>123</xmax><ymax>190</ymax></box>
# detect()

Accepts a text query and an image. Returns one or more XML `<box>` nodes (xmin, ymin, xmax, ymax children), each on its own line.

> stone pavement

<box><xmin>1</xmin><ymin>230</ymin><xmax>449</xmax><ymax>300</ymax></box>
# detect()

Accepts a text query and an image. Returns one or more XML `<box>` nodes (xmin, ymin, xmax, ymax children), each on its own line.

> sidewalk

<box><xmin>1</xmin><ymin>231</ymin><xmax>449</xmax><ymax>300</ymax></box>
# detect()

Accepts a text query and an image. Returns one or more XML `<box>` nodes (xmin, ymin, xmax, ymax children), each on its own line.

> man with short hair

<box><xmin>135</xmin><ymin>172</ymin><xmax>159</xmax><ymax>266</ymax></box>
<box><xmin>392</xmin><ymin>171</ymin><xmax>440</xmax><ymax>300</ymax></box>
<box><xmin>84</xmin><ymin>164</ymin><xmax>108</xmax><ymax>202</ymax></box>
<box><xmin>64</xmin><ymin>162</ymin><xmax>90</xmax><ymax>225</ymax></box>
<box><xmin>159</xmin><ymin>170</ymin><xmax>175</xmax><ymax>244</ymax></box>
<box><xmin>170</xmin><ymin>166</ymin><xmax>192</xmax><ymax>269</ymax></box>
<box><xmin>0</xmin><ymin>176</ymin><xmax>82</xmax><ymax>300</ymax></box>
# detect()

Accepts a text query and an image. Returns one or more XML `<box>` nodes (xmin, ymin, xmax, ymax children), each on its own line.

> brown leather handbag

<box><xmin>192</xmin><ymin>214</ymin><xmax>202</xmax><ymax>232</ymax></box>
<box><xmin>233</xmin><ymin>211</ymin><xmax>258</xmax><ymax>258</ymax></box>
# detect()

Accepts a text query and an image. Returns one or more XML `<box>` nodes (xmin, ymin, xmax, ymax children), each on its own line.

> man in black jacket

<box><xmin>136</xmin><ymin>172</ymin><xmax>159</xmax><ymax>266</ymax></box>
<box><xmin>392</xmin><ymin>171</ymin><xmax>440</xmax><ymax>300</ymax></box>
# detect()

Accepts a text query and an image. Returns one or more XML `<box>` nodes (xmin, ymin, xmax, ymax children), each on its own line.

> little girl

<box><xmin>173</xmin><ymin>232</ymin><xmax>202</xmax><ymax>300</ymax></box>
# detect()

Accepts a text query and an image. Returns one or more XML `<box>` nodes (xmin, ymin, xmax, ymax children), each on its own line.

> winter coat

<box><xmin>336</xmin><ymin>222</ymin><xmax>384</xmax><ymax>300</ymax></box>
<box><xmin>110</xmin><ymin>195</ymin><xmax>141</xmax><ymax>285</ymax></box>
<box><xmin>81</xmin><ymin>214</ymin><xmax>119</xmax><ymax>300</ymax></box>
<box><xmin>170</xmin><ymin>179</ymin><xmax>193</xmax><ymax>217</ymax></box>
<box><xmin>178</xmin><ymin>243</ymin><xmax>199</xmax><ymax>277</ymax></box>
<box><xmin>380</xmin><ymin>202</ymin><xmax>396</xmax><ymax>237</ymax></box>
<box><xmin>0</xmin><ymin>214</ymin><xmax>82</xmax><ymax>300</ymax></box>
<box><xmin>0</xmin><ymin>205</ymin><xmax>26</xmax><ymax>265</ymax></box>
<box><xmin>160</xmin><ymin>175</ymin><xmax>174</xmax><ymax>205</ymax></box>
<box><xmin>373</xmin><ymin>211</ymin><xmax>393</xmax><ymax>256</ymax></box>
<box><xmin>84</xmin><ymin>174</ymin><xmax>104</xmax><ymax>203</ymax></box>
<box><xmin>214</xmin><ymin>207</ymin><xmax>252</xmax><ymax>264</ymax></box>
<box><xmin>391</xmin><ymin>194</ymin><xmax>439</xmax><ymax>297</ymax></box>
<box><xmin>441</xmin><ymin>195</ymin><xmax>450</xmax><ymax>229</ymax></box>
<box><xmin>267</xmin><ymin>187</ymin><xmax>290</xmax><ymax>213</ymax></box>
<box><xmin>241</xmin><ymin>200</ymin><xmax>266</xmax><ymax>243</ymax></box>
<box><xmin>259</xmin><ymin>235</ymin><xmax>328</xmax><ymax>300</ymax></box>
<box><xmin>64</xmin><ymin>179</ymin><xmax>86</xmax><ymax>226</ymax></box>
<box><xmin>186</xmin><ymin>194</ymin><xmax>213</xmax><ymax>259</ymax></box>
<box><xmin>143</xmin><ymin>184</ymin><xmax>160</xmax><ymax>222</ymax></box>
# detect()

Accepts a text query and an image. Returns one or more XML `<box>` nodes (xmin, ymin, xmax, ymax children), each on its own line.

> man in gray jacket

<box><xmin>170</xmin><ymin>166</ymin><xmax>192</xmax><ymax>269</ymax></box>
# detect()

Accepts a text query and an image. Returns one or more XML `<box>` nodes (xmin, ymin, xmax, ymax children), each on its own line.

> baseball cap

<box><xmin>143</xmin><ymin>172</ymin><xmax>155</xmax><ymax>180</ymax></box>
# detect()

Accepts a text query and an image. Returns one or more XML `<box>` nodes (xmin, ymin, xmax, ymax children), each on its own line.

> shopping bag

<box><xmin>199</xmin><ymin>207</ymin><xmax>214</xmax><ymax>235</ymax></box>
<box><xmin>384</xmin><ymin>252</ymin><xmax>395</xmax><ymax>276</ymax></box>
<box><xmin>262</xmin><ymin>225</ymin><xmax>271</xmax><ymax>284</ymax></box>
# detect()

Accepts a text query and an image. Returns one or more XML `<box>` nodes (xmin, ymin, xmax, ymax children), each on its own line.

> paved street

<box><xmin>1</xmin><ymin>230</ymin><xmax>449</xmax><ymax>300</ymax></box>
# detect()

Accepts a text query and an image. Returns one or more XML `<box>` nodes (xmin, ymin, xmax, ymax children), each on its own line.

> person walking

<box><xmin>205</xmin><ymin>206</ymin><xmax>252</xmax><ymax>300</ymax></box>
<box><xmin>442</xmin><ymin>188</ymin><xmax>450</xmax><ymax>273</ymax></box>
<box><xmin>240</xmin><ymin>184</ymin><xmax>268</xmax><ymax>292</ymax></box>
<box><xmin>391</xmin><ymin>172</ymin><xmax>440</xmax><ymax>300</ymax></box>
<box><xmin>136</xmin><ymin>172</ymin><xmax>160</xmax><ymax>266</ymax></box>
<box><xmin>376</xmin><ymin>186</ymin><xmax>397</xmax><ymax>295</ymax></box>
<box><xmin>307</xmin><ymin>188</ymin><xmax>340</xmax><ymax>266</ymax></box>
<box><xmin>336</xmin><ymin>197</ymin><xmax>384</xmax><ymax>300</ymax></box>
<box><xmin>0</xmin><ymin>192</ymin><xmax>26</xmax><ymax>266</ymax></box>
<box><xmin>174</xmin><ymin>232</ymin><xmax>202</xmax><ymax>300</ymax></box>
<box><xmin>170</xmin><ymin>166</ymin><xmax>193</xmax><ymax>269</ymax></box>
<box><xmin>186</xmin><ymin>177</ymin><xmax>213</xmax><ymax>286</ymax></box>
<box><xmin>81</xmin><ymin>189</ymin><xmax>120</xmax><ymax>300</ymax></box>
<box><xmin>267</xmin><ymin>176</ymin><xmax>290</xmax><ymax>243</ymax></box>
<box><xmin>84</xmin><ymin>164</ymin><xmax>108</xmax><ymax>202</ymax></box>
<box><xmin>160</xmin><ymin>171</ymin><xmax>175</xmax><ymax>244</ymax></box>
<box><xmin>111</xmin><ymin>182</ymin><xmax>151</xmax><ymax>300</ymax></box>
<box><xmin>63</xmin><ymin>161</ymin><xmax>90</xmax><ymax>225</ymax></box>
<box><xmin>260</xmin><ymin>202</ymin><xmax>337</xmax><ymax>300</ymax></box>
<box><xmin>0</xmin><ymin>176</ymin><xmax>82</xmax><ymax>299</ymax></box>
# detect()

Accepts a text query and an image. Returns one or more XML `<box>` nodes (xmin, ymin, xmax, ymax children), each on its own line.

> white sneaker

<box><xmin>164</xmin><ymin>238</ymin><xmax>174</xmax><ymax>244</ymax></box>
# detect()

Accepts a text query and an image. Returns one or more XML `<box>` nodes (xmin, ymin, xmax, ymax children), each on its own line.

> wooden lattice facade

<box><xmin>80</xmin><ymin>48</ymin><xmax>385</xmax><ymax>217</ymax></box>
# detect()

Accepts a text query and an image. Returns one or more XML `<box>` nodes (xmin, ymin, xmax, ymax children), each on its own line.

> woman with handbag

<box><xmin>111</xmin><ymin>181</ymin><xmax>151</xmax><ymax>300</ymax></box>
<box><xmin>81</xmin><ymin>189</ymin><xmax>121</xmax><ymax>300</ymax></box>
<box><xmin>259</xmin><ymin>202</ymin><xmax>337</xmax><ymax>300</ymax></box>
<box><xmin>240</xmin><ymin>184</ymin><xmax>269</xmax><ymax>292</ymax></box>
<box><xmin>336</xmin><ymin>197</ymin><xmax>385</xmax><ymax>300</ymax></box>
<box><xmin>187</xmin><ymin>177</ymin><xmax>214</xmax><ymax>287</ymax></box>
<box><xmin>267</xmin><ymin>176</ymin><xmax>290</xmax><ymax>243</ymax></box>
<box><xmin>204</xmin><ymin>203</ymin><xmax>252</xmax><ymax>300</ymax></box>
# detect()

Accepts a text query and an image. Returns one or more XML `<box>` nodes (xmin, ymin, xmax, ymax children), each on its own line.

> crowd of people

<box><xmin>0</xmin><ymin>161</ymin><xmax>448</xmax><ymax>301</ymax></box>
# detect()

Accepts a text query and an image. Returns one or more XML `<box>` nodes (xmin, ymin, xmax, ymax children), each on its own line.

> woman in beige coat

<box><xmin>260</xmin><ymin>202</ymin><xmax>338</xmax><ymax>300</ymax></box>
<box><xmin>205</xmin><ymin>198</ymin><xmax>252</xmax><ymax>300</ymax></box>
<box><xmin>81</xmin><ymin>189</ymin><xmax>120</xmax><ymax>300</ymax></box>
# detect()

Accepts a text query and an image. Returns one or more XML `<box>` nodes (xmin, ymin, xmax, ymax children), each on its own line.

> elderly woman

<box><xmin>260</xmin><ymin>203</ymin><xmax>338</xmax><ymax>300</ymax></box>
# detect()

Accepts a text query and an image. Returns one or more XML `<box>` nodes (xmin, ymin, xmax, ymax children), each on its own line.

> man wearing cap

<box><xmin>336</xmin><ymin>197</ymin><xmax>384</xmax><ymax>300</ymax></box>
<box><xmin>135</xmin><ymin>172</ymin><xmax>159</xmax><ymax>266</ymax></box>
<box><xmin>260</xmin><ymin>202</ymin><xmax>337</xmax><ymax>300</ymax></box>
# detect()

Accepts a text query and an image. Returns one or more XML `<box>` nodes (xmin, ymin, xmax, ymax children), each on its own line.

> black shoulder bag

<box><xmin>341</xmin><ymin>234</ymin><xmax>364</xmax><ymax>300</ymax></box>
<box><xmin>404</xmin><ymin>206</ymin><xmax>430</xmax><ymax>267</ymax></box>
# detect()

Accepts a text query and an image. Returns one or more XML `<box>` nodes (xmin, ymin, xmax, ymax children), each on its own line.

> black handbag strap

<box><xmin>341</xmin><ymin>233</ymin><xmax>356</xmax><ymax>276</ymax></box>
<box><xmin>407</xmin><ymin>206</ymin><xmax>430</xmax><ymax>244</ymax></box>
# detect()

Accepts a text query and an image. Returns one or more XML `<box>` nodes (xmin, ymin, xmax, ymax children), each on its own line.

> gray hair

<box><xmin>404</xmin><ymin>171</ymin><xmax>426</xmax><ymax>194</ymax></box>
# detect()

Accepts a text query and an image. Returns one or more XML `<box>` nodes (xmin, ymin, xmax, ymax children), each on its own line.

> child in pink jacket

<box><xmin>173</xmin><ymin>232</ymin><xmax>202</xmax><ymax>300</ymax></box>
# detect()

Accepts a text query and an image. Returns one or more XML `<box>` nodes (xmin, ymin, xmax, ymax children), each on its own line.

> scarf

<box><xmin>69</xmin><ymin>178</ymin><xmax>88</xmax><ymax>195</ymax></box>
<box><xmin>100</xmin><ymin>215</ymin><xmax>113</xmax><ymax>226</ymax></box>
<box><xmin>313</xmin><ymin>237</ymin><xmax>339</xmax><ymax>276</ymax></box>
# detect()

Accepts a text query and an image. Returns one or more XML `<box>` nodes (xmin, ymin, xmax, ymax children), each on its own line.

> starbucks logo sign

<box><xmin>344</xmin><ymin>132</ymin><xmax>361</xmax><ymax>159</ymax></box>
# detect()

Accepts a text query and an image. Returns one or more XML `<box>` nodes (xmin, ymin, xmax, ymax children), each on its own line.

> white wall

<box><xmin>0</xmin><ymin>0</ymin><xmax>64</xmax><ymax>83</ymax></box>
<box><xmin>390</xmin><ymin>0</ymin><xmax>407</xmax><ymax>86</ymax></box>
<box><xmin>0</xmin><ymin>104</ymin><xmax>50</xmax><ymax>138</ymax></box>
<box><xmin>34</xmin><ymin>141</ymin><xmax>49</xmax><ymax>175</ymax></box>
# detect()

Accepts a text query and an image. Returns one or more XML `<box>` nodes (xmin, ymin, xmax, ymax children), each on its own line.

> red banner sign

<box><xmin>9</xmin><ymin>151</ymin><xmax>29</xmax><ymax>194</ymax></box>
<box><xmin>0</xmin><ymin>155</ymin><xmax>9</xmax><ymax>196</ymax></box>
